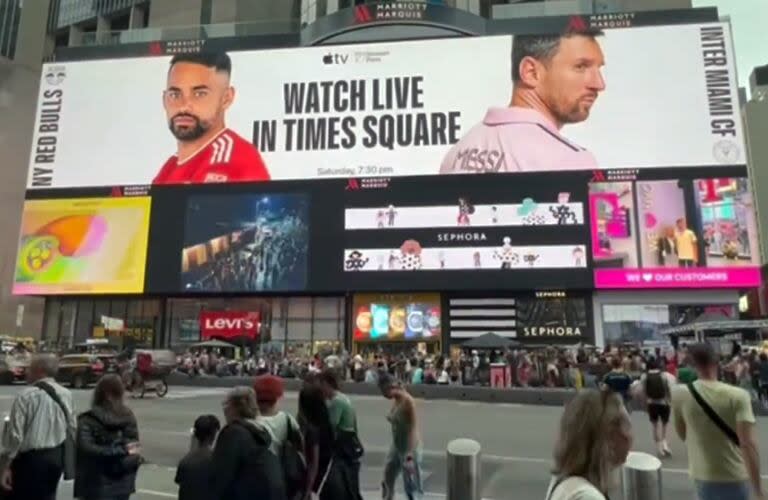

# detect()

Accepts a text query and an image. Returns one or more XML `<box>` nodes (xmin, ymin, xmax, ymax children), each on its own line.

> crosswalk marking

<box><xmin>160</xmin><ymin>388</ymin><xmax>228</xmax><ymax>400</ymax></box>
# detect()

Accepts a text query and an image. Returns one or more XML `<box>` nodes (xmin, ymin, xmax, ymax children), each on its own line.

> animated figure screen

<box><xmin>13</xmin><ymin>197</ymin><xmax>151</xmax><ymax>294</ymax></box>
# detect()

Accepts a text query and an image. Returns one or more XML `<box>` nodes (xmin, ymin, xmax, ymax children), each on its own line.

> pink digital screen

<box><xmin>589</xmin><ymin>177</ymin><xmax>760</xmax><ymax>289</ymax></box>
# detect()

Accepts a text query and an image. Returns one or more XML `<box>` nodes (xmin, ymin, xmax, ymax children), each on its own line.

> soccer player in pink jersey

<box><xmin>441</xmin><ymin>28</ymin><xmax>606</xmax><ymax>174</ymax></box>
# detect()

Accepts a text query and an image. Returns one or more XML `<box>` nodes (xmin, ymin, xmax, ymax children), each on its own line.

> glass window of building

<box><xmin>42</xmin><ymin>298</ymin><xmax>62</xmax><ymax>346</ymax></box>
<box><xmin>57</xmin><ymin>299</ymin><xmax>78</xmax><ymax>348</ymax></box>
<box><xmin>126</xmin><ymin>299</ymin><xmax>161</xmax><ymax>347</ymax></box>
<box><xmin>73</xmin><ymin>299</ymin><xmax>94</xmax><ymax>344</ymax></box>
<box><xmin>164</xmin><ymin>296</ymin><xmax>344</xmax><ymax>357</ymax></box>
<box><xmin>167</xmin><ymin>297</ymin><xmax>273</xmax><ymax>351</ymax></box>
<box><xmin>92</xmin><ymin>299</ymin><xmax>110</xmax><ymax>326</ymax></box>
<box><xmin>285</xmin><ymin>297</ymin><xmax>315</xmax><ymax>357</ymax></box>
<box><xmin>601</xmin><ymin>304</ymin><xmax>737</xmax><ymax>345</ymax></box>
<box><xmin>111</xmin><ymin>300</ymin><xmax>128</xmax><ymax>320</ymax></box>
<box><xmin>310</xmin><ymin>297</ymin><xmax>344</xmax><ymax>354</ymax></box>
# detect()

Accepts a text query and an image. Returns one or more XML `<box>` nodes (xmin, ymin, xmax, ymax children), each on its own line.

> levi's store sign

<box><xmin>199</xmin><ymin>311</ymin><xmax>260</xmax><ymax>339</ymax></box>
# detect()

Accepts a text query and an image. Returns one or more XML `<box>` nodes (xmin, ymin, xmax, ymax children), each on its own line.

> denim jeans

<box><xmin>382</xmin><ymin>446</ymin><xmax>423</xmax><ymax>500</ymax></box>
<box><xmin>695</xmin><ymin>480</ymin><xmax>750</xmax><ymax>500</ymax></box>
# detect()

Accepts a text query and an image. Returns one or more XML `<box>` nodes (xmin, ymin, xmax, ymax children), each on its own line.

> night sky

<box><xmin>183</xmin><ymin>193</ymin><xmax>309</xmax><ymax>246</ymax></box>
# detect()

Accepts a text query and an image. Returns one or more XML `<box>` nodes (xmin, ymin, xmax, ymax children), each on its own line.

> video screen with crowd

<box><xmin>180</xmin><ymin>193</ymin><xmax>310</xmax><ymax>292</ymax></box>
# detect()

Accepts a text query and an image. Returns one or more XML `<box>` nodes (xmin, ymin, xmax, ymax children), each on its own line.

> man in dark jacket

<box><xmin>212</xmin><ymin>386</ymin><xmax>286</xmax><ymax>500</ymax></box>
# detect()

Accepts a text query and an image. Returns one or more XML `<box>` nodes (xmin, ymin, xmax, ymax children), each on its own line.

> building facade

<box><xmin>3</xmin><ymin>0</ymin><xmax>760</xmax><ymax>355</ymax></box>
<box><xmin>745</xmin><ymin>64</ymin><xmax>768</xmax><ymax>313</ymax></box>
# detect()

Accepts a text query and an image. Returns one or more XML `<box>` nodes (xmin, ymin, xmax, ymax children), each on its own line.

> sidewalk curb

<box><xmin>167</xmin><ymin>373</ymin><xmax>576</xmax><ymax>407</ymax></box>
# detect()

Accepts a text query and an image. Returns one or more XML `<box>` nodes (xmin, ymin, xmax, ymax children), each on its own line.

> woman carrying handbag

<box><xmin>299</xmin><ymin>385</ymin><xmax>357</xmax><ymax>500</ymax></box>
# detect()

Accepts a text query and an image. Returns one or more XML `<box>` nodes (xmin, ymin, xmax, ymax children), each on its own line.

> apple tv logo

<box><xmin>323</xmin><ymin>53</ymin><xmax>349</xmax><ymax>65</ymax></box>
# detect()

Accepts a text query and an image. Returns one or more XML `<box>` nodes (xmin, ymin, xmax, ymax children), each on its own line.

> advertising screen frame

<box><xmin>16</xmin><ymin>8</ymin><xmax>759</xmax><ymax>296</ymax></box>
<box><xmin>29</xmin><ymin>18</ymin><xmax>745</xmax><ymax>190</ymax></box>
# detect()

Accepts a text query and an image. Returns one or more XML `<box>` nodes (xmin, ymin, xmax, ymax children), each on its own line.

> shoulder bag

<box><xmin>310</xmin><ymin>458</ymin><xmax>333</xmax><ymax>500</ymax></box>
<box><xmin>282</xmin><ymin>413</ymin><xmax>308</xmax><ymax>498</ymax></box>
<box><xmin>35</xmin><ymin>382</ymin><xmax>76</xmax><ymax>480</ymax></box>
<box><xmin>687</xmin><ymin>382</ymin><xmax>740</xmax><ymax>446</ymax></box>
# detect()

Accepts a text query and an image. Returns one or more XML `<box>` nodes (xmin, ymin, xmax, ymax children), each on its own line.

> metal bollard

<box><xmin>621</xmin><ymin>451</ymin><xmax>663</xmax><ymax>500</ymax></box>
<box><xmin>446</xmin><ymin>438</ymin><xmax>482</xmax><ymax>500</ymax></box>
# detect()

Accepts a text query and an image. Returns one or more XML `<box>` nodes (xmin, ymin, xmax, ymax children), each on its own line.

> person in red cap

<box><xmin>253</xmin><ymin>375</ymin><xmax>305</xmax><ymax>499</ymax></box>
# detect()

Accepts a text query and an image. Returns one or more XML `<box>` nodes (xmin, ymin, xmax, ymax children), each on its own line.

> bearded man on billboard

<box><xmin>154</xmin><ymin>51</ymin><xmax>270</xmax><ymax>184</ymax></box>
<box><xmin>440</xmin><ymin>27</ymin><xmax>606</xmax><ymax>174</ymax></box>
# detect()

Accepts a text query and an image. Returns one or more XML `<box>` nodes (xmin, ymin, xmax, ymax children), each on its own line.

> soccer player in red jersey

<box><xmin>153</xmin><ymin>51</ymin><xmax>270</xmax><ymax>185</ymax></box>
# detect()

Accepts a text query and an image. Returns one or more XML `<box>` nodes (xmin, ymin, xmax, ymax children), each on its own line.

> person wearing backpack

<box><xmin>253</xmin><ymin>375</ymin><xmax>306</xmax><ymax>500</ymax></box>
<box><xmin>601</xmin><ymin>357</ymin><xmax>633</xmax><ymax>410</ymax></box>
<box><xmin>631</xmin><ymin>358</ymin><xmax>676</xmax><ymax>457</ymax></box>
<box><xmin>212</xmin><ymin>387</ymin><xmax>286</xmax><ymax>500</ymax></box>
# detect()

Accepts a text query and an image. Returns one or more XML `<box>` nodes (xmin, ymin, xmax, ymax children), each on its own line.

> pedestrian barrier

<box><xmin>621</xmin><ymin>451</ymin><xmax>663</xmax><ymax>500</ymax></box>
<box><xmin>446</xmin><ymin>438</ymin><xmax>482</xmax><ymax>500</ymax></box>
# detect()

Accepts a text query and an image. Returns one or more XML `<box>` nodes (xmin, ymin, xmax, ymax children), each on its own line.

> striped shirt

<box><xmin>0</xmin><ymin>378</ymin><xmax>74</xmax><ymax>466</ymax></box>
<box><xmin>152</xmin><ymin>128</ymin><xmax>270</xmax><ymax>184</ymax></box>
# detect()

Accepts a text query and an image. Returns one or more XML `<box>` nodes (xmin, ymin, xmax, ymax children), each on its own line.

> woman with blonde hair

<box><xmin>546</xmin><ymin>390</ymin><xmax>633</xmax><ymax>500</ymax></box>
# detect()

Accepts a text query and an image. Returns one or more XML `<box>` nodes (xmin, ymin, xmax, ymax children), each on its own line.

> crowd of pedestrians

<box><xmin>0</xmin><ymin>344</ymin><xmax>765</xmax><ymax>500</ymax></box>
<box><xmin>0</xmin><ymin>356</ymin><xmax>140</xmax><ymax>500</ymax></box>
<box><xmin>549</xmin><ymin>342</ymin><xmax>765</xmax><ymax>500</ymax></box>
<box><xmin>177</xmin><ymin>341</ymin><xmax>768</xmax><ymax>394</ymax></box>
<box><xmin>0</xmin><ymin>353</ymin><xmax>424</xmax><ymax>500</ymax></box>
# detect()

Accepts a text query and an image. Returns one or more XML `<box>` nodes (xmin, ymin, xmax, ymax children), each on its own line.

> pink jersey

<box><xmin>440</xmin><ymin>107</ymin><xmax>598</xmax><ymax>174</ymax></box>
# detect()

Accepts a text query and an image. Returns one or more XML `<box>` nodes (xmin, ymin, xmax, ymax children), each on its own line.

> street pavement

<box><xmin>0</xmin><ymin>385</ymin><xmax>765</xmax><ymax>499</ymax></box>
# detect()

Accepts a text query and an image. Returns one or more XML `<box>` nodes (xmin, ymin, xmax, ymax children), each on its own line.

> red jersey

<box><xmin>153</xmin><ymin>128</ymin><xmax>270</xmax><ymax>185</ymax></box>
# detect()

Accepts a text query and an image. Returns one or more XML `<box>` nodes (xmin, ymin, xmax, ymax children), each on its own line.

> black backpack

<box><xmin>282</xmin><ymin>413</ymin><xmax>308</xmax><ymax>498</ymax></box>
<box><xmin>645</xmin><ymin>372</ymin><xmax>668</xmax><ymax>400</ymax></box>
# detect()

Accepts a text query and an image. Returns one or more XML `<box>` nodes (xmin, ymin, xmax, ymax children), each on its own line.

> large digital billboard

<box><xmin>29</xmin><ymin>22</ymin><xmax>742</xmax><ymax>189</ymax></box>
<box><xmin>13</xmin><ymin>197</ymin><xmax>151</xmax><ymax>294</ymax></box>
<box><xmin>590</xmin><ymin>175</ymin><xmax>760</xmax><ymax>288</ymax></box>
<box><xmin>341</xmin><ymin>172</ymin><xmax>592</xmax><ymax>290</ymax></box>
<box><xmin>142</xmin><ymin>173</ymin><xmax>594</xmax><ymax>294</ymax></box>
<box><xmin>181</xmin><ymin>193</ymin><xmax>310</xmax><ymax>292</ymax></box>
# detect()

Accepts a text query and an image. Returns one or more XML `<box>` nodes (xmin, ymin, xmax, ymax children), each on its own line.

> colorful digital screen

<box><xmin>590</xmin><ymin>177</ymin><xmax>760</xmax><ymax>288</ymax></box>
<box><xmin>353</xmin><ymin>294</ymin><xmax>441</xmax><ymax>341</ymax></box>
<box><xmin>344</xmin><ymin>193</ymin><xmax>586</xmax><ymax>272</ymax></box>
<box><xmin>405</xmin><ymin>305</ymin><xmax>425</xmax><ymax>339</ymax></box>
<box><xmin>371</xmin><ymin>304</ymin><xmax>391</xmax><ymax>339</ymax></box>
<box><xmin>13</xmin><ymin>197</ymin><xmax>151</xmax><ymax>294</ymax></box>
